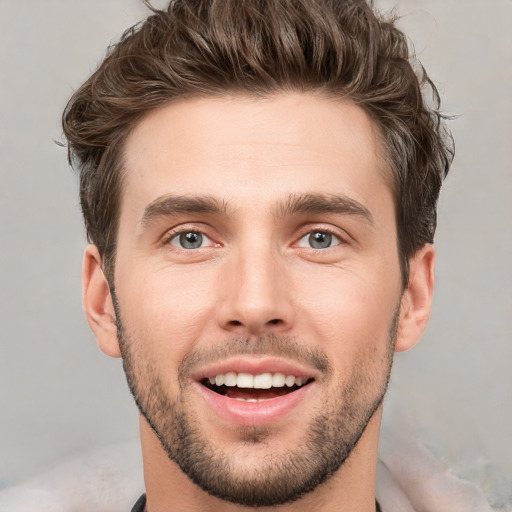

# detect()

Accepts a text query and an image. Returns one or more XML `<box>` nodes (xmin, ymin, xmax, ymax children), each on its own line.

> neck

<box><xmin>140</xmin><ymin>409</ymin><xmax>382</xmax><ymax>512</ymax></box>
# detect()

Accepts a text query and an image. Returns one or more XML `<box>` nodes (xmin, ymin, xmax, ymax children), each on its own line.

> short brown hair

<box><xmin>62</xmin><ymin>0</ymin><xmax>453</xmax><ymax>285</ymax></box>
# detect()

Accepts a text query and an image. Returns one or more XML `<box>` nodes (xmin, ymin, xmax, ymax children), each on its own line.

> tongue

<box><xmin>226</xmin><ymin>387</ymin><xmax>294</xmax><ymax>400</ymax></box>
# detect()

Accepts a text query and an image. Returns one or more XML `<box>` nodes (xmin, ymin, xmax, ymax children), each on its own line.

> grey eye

<box><xmin>308</xmin><ymin>231</ymin><xmax>333</xmax><ymax>249</ymax></box>
<box><xmin>297</xmin><ymin>230</ymin><xmax>341</xmax><ymax>249</ymax></box>
<box><xmin>172</xmin><ymin>231</ymin><xmax>205</xmax><ymax>249</ymax></box>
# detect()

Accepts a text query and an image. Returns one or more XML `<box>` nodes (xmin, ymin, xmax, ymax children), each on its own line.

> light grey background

<box><xmin>0</xmin><ymin>0</ymin><xmax>510</xmax><ymax>507</ymax></box>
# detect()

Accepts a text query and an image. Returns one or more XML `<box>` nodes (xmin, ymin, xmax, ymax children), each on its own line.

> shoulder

<box><xmin>377</xmin><ymin>428</ymin><xmax>494</xmax><ymax>512</ymax></box>
<box><xmin>0</xmin><ymin>441</ymin><xmax>144</xmax><ymax>512</ymax></box>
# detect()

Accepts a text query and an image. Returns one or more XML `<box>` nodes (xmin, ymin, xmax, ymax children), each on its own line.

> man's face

<box><xmin>113</xmin><ymin>94</ymin><xmax>404</xmax><ymax>506</ymax></box>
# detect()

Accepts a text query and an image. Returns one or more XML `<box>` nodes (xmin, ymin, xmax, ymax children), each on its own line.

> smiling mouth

<box><xmin>201</xmin><ymin>372</ymin><xmax>315</xmax><ymax>402</ymax></box>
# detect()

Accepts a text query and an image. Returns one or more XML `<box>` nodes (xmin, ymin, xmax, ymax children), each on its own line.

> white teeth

<box><xmin>224</xmin><ymin>372</ymin><xmax>237</xmax><ymax>387</ymax></box>
<box><xmin>272</xmin><ymin>373</ymin><xmax>286</xmax><ymax>387</ymax></box>
<box><xmin>285</xmin><ymin>375</ymin><xmax>296</xmax><ymax>387</ymax></box>
<box><xmin>206</xmin><ymin>372</ymin><xmax>308</xmax><ymax>389</ymax></box>
<box><xmin>253</xmin><ymin>373</ymin><xmax>272</xmax><ymax>389</ymax></box>
<box><xmin>234</xmin><ymin>398</ymin><xmax>268</xmax><ymax>402</ymax></box>
<box><xmin>237</xmin><ymin>373</ymin><xmax>254</xmax><ymax>388</ymax></box>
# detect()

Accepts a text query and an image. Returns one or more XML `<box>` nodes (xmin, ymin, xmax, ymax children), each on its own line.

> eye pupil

<box><xmin>179</xmin><ymin>232</ymin><xmax>203</xmax><ymax>249</ymax></box>
<box><xmin>309</xmin><ymin>231</ymin><xmax>332</xmax><ymax>249</ymax></box>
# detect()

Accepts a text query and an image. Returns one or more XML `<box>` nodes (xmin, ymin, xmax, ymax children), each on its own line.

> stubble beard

<box><xmin>113</xmin><ymin>293</ymin><xmax>398</xmax><ymax>508</ymax></box>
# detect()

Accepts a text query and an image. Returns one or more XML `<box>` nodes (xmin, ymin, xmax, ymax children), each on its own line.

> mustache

<box><xmin>178</xmin><ymin>333</ymin><xmax>331</xmax><ymax>381</ymax></box>
<box><xmin>111</xmin><ymin>289</ymin><xmax>332</xmax><ymax>381</ymax></box>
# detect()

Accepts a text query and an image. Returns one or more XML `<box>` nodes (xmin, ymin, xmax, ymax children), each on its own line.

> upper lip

<box><xmin>191</xmin><ymin>355</ymin><xmax>321</xmax><ymax>382</ymax></box>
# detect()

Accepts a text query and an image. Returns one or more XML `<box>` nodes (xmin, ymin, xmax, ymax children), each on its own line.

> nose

<box><xmin>216</xmin><ymin>245</ymin><xmax>294</xmax><ymax>336</ymax></box>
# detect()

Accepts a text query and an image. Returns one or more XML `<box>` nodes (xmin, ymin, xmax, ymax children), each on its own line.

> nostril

<box><xmin>225</xmin><ymin>318</ymin><xmax>283</xmax><ymax>329</ymax></box>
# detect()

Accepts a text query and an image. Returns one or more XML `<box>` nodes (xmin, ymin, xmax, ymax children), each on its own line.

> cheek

<box><xmin>116</xmin><ymin>266</ymin><xmax>219</xmax><ymax>359</ymax></box>
<box><xmin>292</xmin><ymin>264</ymin><xmax>400</xmax><ymax>357</ymax></box>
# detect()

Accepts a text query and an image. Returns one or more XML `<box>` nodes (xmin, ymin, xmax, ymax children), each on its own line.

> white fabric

<box><xmin>0</xmin><ymin>435</ymin><xmax>504</xmax><ymax>512</ymax></box>
<box><xmin>0</xmin><ymin>442</ymin><xmax>144</xmax><ymax>512</ymax></box>
<box><xmin>376</xmin><ymin>428</ymin><xmax>499</xmax><ymax>512</ymax></box>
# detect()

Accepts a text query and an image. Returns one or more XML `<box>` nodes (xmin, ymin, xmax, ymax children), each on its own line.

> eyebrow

<box><xmin>273</xmin><ymin>193</ymin><xmax>374</xmax><ymax>225</ymax></box>
<box><xmin>140</xmin><ymin>194</ymin><xmax>229</xmax><ymax>227</ymax></box>
<box><xmin>139</xmin><ymin>192</ymin><xmax>373</xmax><ymax>228</ymax></box>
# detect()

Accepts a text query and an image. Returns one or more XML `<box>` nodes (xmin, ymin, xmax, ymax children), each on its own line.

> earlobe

<box><xmin>82</xmin><ymin>245</ymin><xmax>121</xmax><ymax>358</ymax></box>
<box><xmin>395</xmin><ymin>244</ymin><xmax>436</xmax><ymax>353</ymax></box>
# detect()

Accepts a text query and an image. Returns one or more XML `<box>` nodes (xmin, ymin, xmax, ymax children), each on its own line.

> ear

<box><xmin>395</xmin><ymin>244</ymin><xmax>436</xmax><ymax>353</ymax></box>
<box><xmin>82</xmin><ymin>245</ymin><xmax>121</xmax><ymax>358</ymax></box>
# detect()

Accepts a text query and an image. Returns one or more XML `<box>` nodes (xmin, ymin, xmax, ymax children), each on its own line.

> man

<box><xmin>59</xmin><ymin>0</ymin><xmax>466</xmax><ymax>510</ymax></box>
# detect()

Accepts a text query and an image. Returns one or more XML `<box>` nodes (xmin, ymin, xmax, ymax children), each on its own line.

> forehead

<box><xmin>120</xmin><ymin>93</ymin><xmax>390</xmax><ymax>218</ymax></box>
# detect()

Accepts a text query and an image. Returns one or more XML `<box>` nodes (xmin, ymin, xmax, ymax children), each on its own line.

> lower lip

<box><xmin>194</xmin><ymin>382</ymin><xmax>314</xmax><ymax>427</ymax></box>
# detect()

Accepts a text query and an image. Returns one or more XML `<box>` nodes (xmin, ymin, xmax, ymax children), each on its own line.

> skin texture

<box><xmin>83</xmin><ymin>94</ymin><xmax>435</xmax><ymax>512</ymax></box>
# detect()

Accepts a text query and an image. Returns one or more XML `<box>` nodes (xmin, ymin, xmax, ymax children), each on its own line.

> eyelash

<box><xmin>163</xmin><ymin>228</ymin><xmax>217</xmax><ymax>250</ymax></box>
<box><xmin>162</xmin><ymin>225</ymin><xmax>346</xmax><ymax>251</ymax></box>
<box><xmin>294</xmin><ymin>227</ymin><xmax>346</xmax><ymax>250</ymax></box>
